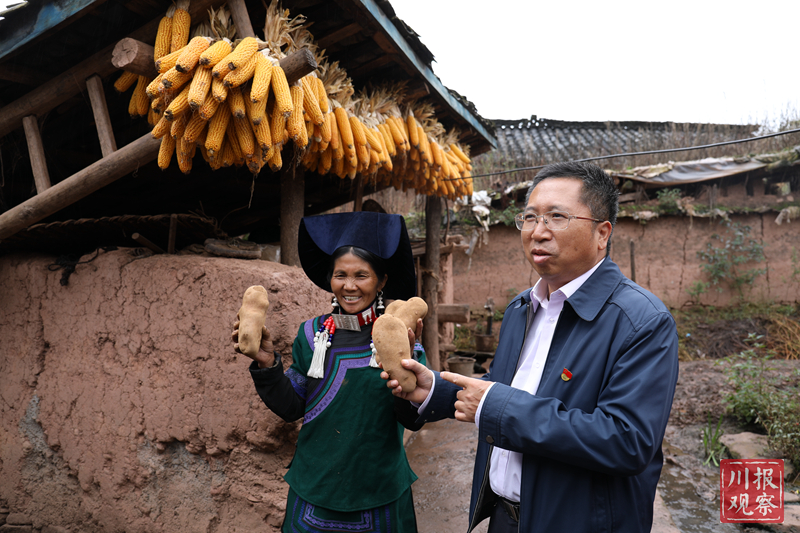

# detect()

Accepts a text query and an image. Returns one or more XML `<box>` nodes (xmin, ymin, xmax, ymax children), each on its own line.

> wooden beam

<box><xmin>227</xmin><ymin>0</ymin><xmax>256</xmax><ymax>39</ymax></box>
<box><xmin>316</xmin><ymin>22</ymin><xmax>362</xmax><ymax>50</ymax></box>
<box><xmin>0</xmin><ymin>133</ymin><xmax>161</xmax><ymax>242</ymax></box>
<box><xmin>168</xmin><ymin>213</ymin><xmax>178</xmax><ymax>254</ymax></box>
<box><xmin>422</xmin><ymin>195</ymin><xmax>441</xmax><ymax>371</ymax></box>
<box><xmin>111</xmin><ymin>38</ymin><xmax>157</xmax><ymax>78</ymax></box>
<box><xmin>280</xmin><ymin>163</ymin><xmax>304</xmax><ymax>267</ymax></box>
<box><xmin>22</xmin><ymin>116</ymin><xmax>52</xmax><ymax>194</ymax></box>
<box><xmin>85</xmin><ymin>75</ymin><xmax>118</xmax><ymax>157</ymax></box>
<box><xmin>353</xmin><ymin>174</ymin><xmax>364</xmax><ymax>211</ymax></box>
<box><xmin>132</xmin><ymin>232</ymin><xmax>165</xmax><ymax>254</ymax></box>
<box><xmin>280</xmin><ymin>49</ymin><xmax>318</xmax><ymax>85</ymax></box>
<box><xmin>0</xmin><ymin>64</ymin><xmax>50</xmax><ymax>86</ymax></box>
<box><xmin>437</xmin><ymin>304</ymin><xmax>470</xmax><ymax>324</ymax></box>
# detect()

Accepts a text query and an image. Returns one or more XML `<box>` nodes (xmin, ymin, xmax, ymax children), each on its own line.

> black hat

<box><xmin>298</xmin><ymin>212</ymin><xmax>416</xmax><ymax>301</ymax></box>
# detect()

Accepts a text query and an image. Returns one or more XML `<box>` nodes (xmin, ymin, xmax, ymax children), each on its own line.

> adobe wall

<box><xmin>452</xmin><ymin>214</ymin><xmax>800</xmax><ymax>311</ymax></box>
<box><xmin>0</xmin><ymin>249</ymin><xmax>330</xmax><ymax>532</ymax></box>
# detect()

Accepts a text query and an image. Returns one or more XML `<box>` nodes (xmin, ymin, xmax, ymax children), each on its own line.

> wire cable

<box><xmin>446</xmin><ymin>127</ymin><xmax>800</xmax><ymax>181</ymax></box>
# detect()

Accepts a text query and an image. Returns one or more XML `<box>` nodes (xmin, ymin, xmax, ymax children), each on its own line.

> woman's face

<box><xmin>330</xmin><ymin>252</ymin><xmax>387</xmax><ymax>314</ymax></box>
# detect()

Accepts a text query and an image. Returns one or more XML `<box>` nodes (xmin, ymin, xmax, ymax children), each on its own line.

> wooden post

<box><xmin>422</xmin><ymin>195</ymin><xmax>441</xmax><ymax>371</ymax></box>
<box><xmin>168</xmin><ymin>213</ymin><xmax>178</xmax><ymax>254</ymax></box>
<box><xmin>280</xmin><ymin>162</ymin><xmax>304</xmax><ymax>267</ymax></box>
<box><xmin>21</xmin><ymin>115</ymin><xmax>51</xmax><ymax>194</ymax></box>
<box><xmin>85</xmin><ymin>75</ymin><xmax>118</xmax><ymax>157</ymax></box>
<box><xmin>110</xmin><ymin>38</ymin><xmax>157</xmax><ymax>78</ymax></box>
<box><xmin>0</xmin><ymin>133</ymin><xmax>161</xmax><ymax>242</ymax></box>
<box><xmin>629</xmin><ymin>239</ymin><xmax>636</xmax><ymax>283</ymax></box>
<box><xmin>227</xmin><ymin>0</ymin><xmax>256</xmax><ymax>39</ymax></box>
<box><xmin>353</xmin><ymin>174</ymin><xmax>364</xmax><ymax>211</ymax></box>
<box><xmin>132</xmin><ymin>233</ymin><xmax>165</xmax><ymax>254</ymax></box>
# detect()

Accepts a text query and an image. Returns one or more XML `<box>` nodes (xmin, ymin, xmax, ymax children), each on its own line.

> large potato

<box><xmin>373</xmin><ymin>314</ymin><xmax>417</xmax><ymax>392</ymax></box>
<box><xmin>237</xmin><ymin>285</ymin><xmax>270</xmax><ymax>357</ymax></box>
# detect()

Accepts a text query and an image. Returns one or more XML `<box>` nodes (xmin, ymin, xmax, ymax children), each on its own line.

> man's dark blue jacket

<box><xmin>418</xmin><ymin>259</ymin><xmax>679</xmax><ymax>532</ymax></box>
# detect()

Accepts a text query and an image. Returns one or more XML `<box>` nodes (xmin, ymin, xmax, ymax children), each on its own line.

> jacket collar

<box><xmin>566</xmin><ymin>258</ymin><xmax>624</xmax><ymax>322</ymax></box>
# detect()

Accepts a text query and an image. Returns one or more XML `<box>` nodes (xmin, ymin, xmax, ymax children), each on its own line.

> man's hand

<box><xmin>440</xmin><ymin>372</ymin><xmax>492</xmax><ymax>423</ymax></box>
<box><xmin>381</xmin><ymin>358</ymin><xmax>433</xmax><ymax>404</ymax></box>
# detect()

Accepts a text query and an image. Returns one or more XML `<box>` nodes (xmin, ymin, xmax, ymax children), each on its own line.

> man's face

<box><xmin>522</xmin><ymin>177</ymin><xmax>611</xmax><ymax>296</ymax></box>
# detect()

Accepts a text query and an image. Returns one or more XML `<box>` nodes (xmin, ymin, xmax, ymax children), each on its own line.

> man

<box><xmin>386</xmin><ymin>161</ymin><xmax>679</xmax><ymax>532</ymax></box>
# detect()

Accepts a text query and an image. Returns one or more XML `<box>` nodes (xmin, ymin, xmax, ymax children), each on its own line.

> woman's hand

<box><xmin>408</xmin><ymin>318</ymin><xmax>423</xmax><ymax>354</ymax></box>
<box><xmin>232</xmin><ymin>320</ymin><xmax>275</xmax><ymax>368</ymax></box>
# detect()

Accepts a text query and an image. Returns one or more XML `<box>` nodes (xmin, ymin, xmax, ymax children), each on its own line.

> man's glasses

<box><xmin>514</xmin><ymin>211</ymin><xmax>605</xmax><ymax>231</ymax></box>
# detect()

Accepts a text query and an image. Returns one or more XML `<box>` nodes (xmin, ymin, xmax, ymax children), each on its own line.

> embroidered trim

<box><xmin>304</xmin><ymin>345</ymin><xmax>372</xmax><ymax>423</ymax></box>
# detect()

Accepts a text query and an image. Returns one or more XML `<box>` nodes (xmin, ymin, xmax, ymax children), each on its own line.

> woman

<box><xmin>232</xmin><ymin>211</ymin><xmax>425</xmax><ymax>533</ymax></box>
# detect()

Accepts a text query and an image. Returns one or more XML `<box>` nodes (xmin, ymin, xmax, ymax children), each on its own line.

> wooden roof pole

<box><xmin>280</xmin><ymin>162</ymin><xmax>304</xmax><ymax>267</ymax></box>
<box><xmin>0</xmin><ymin>134</ymin><xmax>161</xmax><ymax>242</ymax></box>
<box><xmin>422</xmin><ymin>195</ymin><xmax>441</xmax><ymax>371</ymax></box>
<box><xmin>86</xmin><ymin>75</ymin><xmax>118</xmax><ymax>157</ymax></box>
<box><xmin>227</xmin><ymin>0</ymin><xmax>256</xmax><ymax>39</ymax></box>
<box><xmin>21</xmin><ymin>116</ymin><xmax>51</xmax><ymax>194</ymax></box>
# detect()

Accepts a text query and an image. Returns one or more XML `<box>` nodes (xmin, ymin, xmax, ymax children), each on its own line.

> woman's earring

<box><xmin>331</xmin><ymin>296</ymin><xmax>339</xmax><ymax>310</ymax></box>
<box><xmin>376</xmin><ymin>290</ymin><xmax>385</xmax><ymax>314</ymax></box>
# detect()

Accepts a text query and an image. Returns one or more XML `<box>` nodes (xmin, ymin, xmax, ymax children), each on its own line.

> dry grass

<box><xmin>767</xmin><ymin>314</ymin><xmax>800</xmax><ymax>360</ymax></box>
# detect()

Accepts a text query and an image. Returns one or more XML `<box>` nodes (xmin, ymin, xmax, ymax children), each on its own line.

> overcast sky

<box><xmin>392</xmin><ymin>0</ymin><xmax>800</xmax><ymax>127</ymax></box>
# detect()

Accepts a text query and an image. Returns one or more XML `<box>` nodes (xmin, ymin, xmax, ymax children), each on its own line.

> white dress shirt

<box><xmin>478</xmin><ymin>258</ymin><xmax>604</xmax><ymax>502</ymax></box>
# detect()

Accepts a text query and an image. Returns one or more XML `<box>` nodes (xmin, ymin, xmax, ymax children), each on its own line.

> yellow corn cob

<box><xmin>407</xmin><ymin>116</ymin><xmax>419</xmax><ymax>148</ymax></box>
<box><xmin>328</xmin><ymin>112</ymin><xmax>340</xmax><ymax>150</ymax></box>
<box><xmin>176</xmin><ymin>36</ymin><xmax>211</xmax><ymax>72</ymax></box>
<box><xmin>450</xmin><ymin>143</ymin><xmax>470</xmax><ymax>164</ymax></box>
<box><xmin>297</xmin><ymin>116</ymin><xmax>309</xmax><ymax>149</ymax></box>
<box><xmin>114</xmin><ymin>71</ymin><xmax>138</xmax><ymax>93</ymax></box>
<box><xmin>146</xmin><ymin>74</ymin><xmax>164</xmax><ymax>98</ymax></box>
<box><xmin>170</xmin><ymin>0</ymin><xmax>191</xmax><ymax>53</ymax></box>
<box><xmin>349</xmin><ymin>116</ymin><xmax>367</xmax><ymax>147</ymax></box>
<box><xmin>363</xmin><ymin>127</ymin><xmax>383</xmax><ymax>153</ymax></box>
<box><xmin>233</xmin><ymin>117</ymin><xmax>255</xmax><ymax>159</ymax></box>
<box><xmin>271</xmin><ymin>65</ymin><xmax>293</xmax><ymax>118</ymax></box>
<box><xmin>199</xmin><ymin>39</ymin><xmax>232</xmax><ymax>68</ymax></box>
<box><xmin>154</xmin><ymin>12</ymin><xmax>173</xmax><ymax>61</ymax></box>
<box><xmin>198</xmin><ymin>96</ymin><xmax>220</xmax><ymax>121</ymax></box>
<box><xmin>430</xmin><ymin>140</ymin><xmax>443</xmax><ymax>170</ymax></box>
<box><xmin>188</xmin><ymin>66</ymin><xmax>212</xmax><ymax>109</ymax></box>
<box><xmin>151</xmin><ymin>94</ymin><xmax>164</xmax><ymax>114</ymax></box>
<box><xmin>314</xmin><ymin>77</ymin><xmax>329</xmax><ymax>114</ymax></box>
<box><xmin>227</xmin><ymin>86</ymin><xmax>246</xmax><ymax>119</ymax></box>
<box><xmin>301</xmin><ymin>76</ymin><xmax>324</xmax><ymax>126</ymax></box>
<box><xmin>156</xmin><ymin>48</ymin><xmax>182</xmax><ymax>74</ymax></box>
<box><xmin>386</xmin><ymin>118</ymin><xmax>405</xmax><ymax>149</ymax></box>
<box><xmin>223</xmin><ymin>36</ymin><xmax>258</xmax><ymax>72</ymax></box>
<box><xmin>270</xmin><ymin>104</ymin><xmax>286</xmax><ymax>151</ymax></box>
<box><xmin>319</xmin><ymin>117</ymin><xmax>332</xmax><ymax>144</ymax></box>
<box><xmin>220</xmin><ymin>139</ymin><xmax>234</xmax><ymax>167</ymax></box>
<box><xmin>183</xmin><ymin>112</ymin><xmax>207</xmax><ymax>143</ymax></box>
<box><xmin>287</xmin><ymin>84</ymin><xmax>304</xmax><ymax>142</ymax></box>
<box><xmin>158</xmin><ymin>134</ymin><xmax>176</xmax><ymax>169</ymax></box>
<box><xmin>129</xmin><ymin>76</ymin><xmax>149</xmax><ymax>117</ymax></box>
<box><xmin>151</xmin><ymin>115</ymin><xmax>172</xmax><ymax>139</ymax></box>
<box><xmin>177</xmin><ymin>137</ymin><xmax>194</xmax><ymax>174</ymax></box>
<box><xmin>250</xmin><ymin>53</ymin><xmax>273</xmax><ymax>103</ymax></box>
<box><xmin>161</xmin><ymin>66</ymin><xmax>194</xmax><ymax>90</ymax></box>
<box><xmin>170</xmin><ymin>112</ymin><xmax>188</xmax><ymax>139</ymax></box>
<box><xmin>334</xmin><ymin>108</ymin><xmax>353</xmax><ymax>148</ymax></box>
<box><xmin>378</xmin><ymin>124</ymin><xmax>396</xmax><ymax>157</ymax></box>
<box><xmin>268</xmin><ymin>144</ymin><xmax>282</xmax><ymax>171</ymax></box>
<box><xmin>332</xmin><ymin>152</ymin><xmax>345</xmax><ymax>178</ymax></box>
<box><xmin>211</xmin><ymin>58</ymin><xmax>232</xmax><ymax>80</ymax></box>
<box><xmin>251</xmin><ymin>97</ymin><xmax>267</xmax><ymax>125</ymax></box>
<box><xmin>211</xmin><ymin>77</ymin><xmax>228</xmax><ymax>103</ymax></box>
<box><xmin>224</xmin><ymin>50</ymin><xmax>258</xmax><ymax>88</ymax></box>
<box><xmin>418</xmin><ymin>126</ymin><xmax>431</xmax><ymax>164</ymax></box>
<box><xmin>224</xmin><ymin>121</ymin><xmax>243</xmax><ymax>164</ymax></box>
<box><xmin>310</xmin><ymin>123</ymin><xmax>322</xmax><ymax>144</ymax></box>
<box><xmin>319</xmin><ymin>146</ymin><xmax>333</xmax><ymax>175</ymax></box>
<box><xmin>248</xmin><ymin>144</ymin><xmax>264</xmax><ymax>174</ymax></box>
<box><xmin>147</xmin><ymin>107</ymin><xmax>159</xmax><ymax>126</ymax></box>
<box><xmin>205</xmin><ymin>106</ymin><xmax>231</xmax><ymax>156</ymax></box>
<box><xmin>165</xmin><ymin>84</ymin><xmax>191</xmax><ymax>121</ymax></box>
<box><xmin>254</xmin><ymin>117</ymin><xmax>272</xmax><ymax>150</ymax></box>
<box><xmin>356</xmin><ymin>141</ymin><xmax>370</xmax><ymax>169</ymax></box>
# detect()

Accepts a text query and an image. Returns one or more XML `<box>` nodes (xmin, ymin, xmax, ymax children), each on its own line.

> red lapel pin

<box><xmin>561</xmin><ymin>368</ymin><xmax>573</xmax><ymax>381</ymax></box>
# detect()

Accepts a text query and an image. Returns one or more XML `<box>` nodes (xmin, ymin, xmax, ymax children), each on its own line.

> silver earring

<box><xmin>376</xmin><ymin>290</ymin><xmax>384</xmax><ymax>313</ymax></box>
<box><xmin>332</xmin><ymin>296</ymin><xmax>339</xmax><ymax>309</ymax></box>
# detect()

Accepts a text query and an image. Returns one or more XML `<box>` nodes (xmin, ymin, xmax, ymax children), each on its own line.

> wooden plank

<box><xmin>353</xmin><ymin>174</ymin><xmax>364</xmax><ymax>211</ymax></box>
<box><xmin>316</xmin><ymin>22</ymin><xmax>362</xmax><ymax>50</ymax></box>
<box><xmin>0</xmin><ymin>133</ymin><xmax>161</xmax><ymax>242</ymax></box>
<box><xmin>85</xmin><ymin>75</ymin><xmax>118</xmax><ymax>157</ymax></box>
<box><xmin>168</xmin><ymin>213</ymin><xmax>178</xmax><ymax>254</ymax></box>
<box><xmin>21</xmin><ymin>116</ymin><xmax>52</xmax><ymax>194</ymax></box>
<box><xmin>132</xmin><ymin>232</ymin><xmax>165</xmax><ymax>254</ymax></box>
<box><xmin>280</xmin><ymin>163</ymin><xmax>304</xmax><ymax>267</ymax></box>
<box><xmin>437</xmin><ymin>304</ymin><xmax>470</xmax><ymax>324</ymax></box>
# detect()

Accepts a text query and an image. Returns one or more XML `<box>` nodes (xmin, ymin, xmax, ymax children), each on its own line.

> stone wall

<box><xmin>452</xmin><ymin>213</ymin><xmax>800</xmax><ymax>311</ymax></box>
<box><xmin>0</xmin><ymin>249</ymin><xmax>330</xmax><ymax>532</ymax></box>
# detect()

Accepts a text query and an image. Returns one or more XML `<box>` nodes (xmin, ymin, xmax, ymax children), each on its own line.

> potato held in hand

<box><xmin>373</xmin><ymin>314</ymin><xmax>417</xmax><ymax>392</ymax></box>
<box><xmin>385</xmin><ymin>296</ymin><xmax>427</xmax><ymax>331</ymax></box>
<box><xmin>237</xmin><ymin>285</ymin><xmax>270</xmax><ymax>357</ymax></box>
